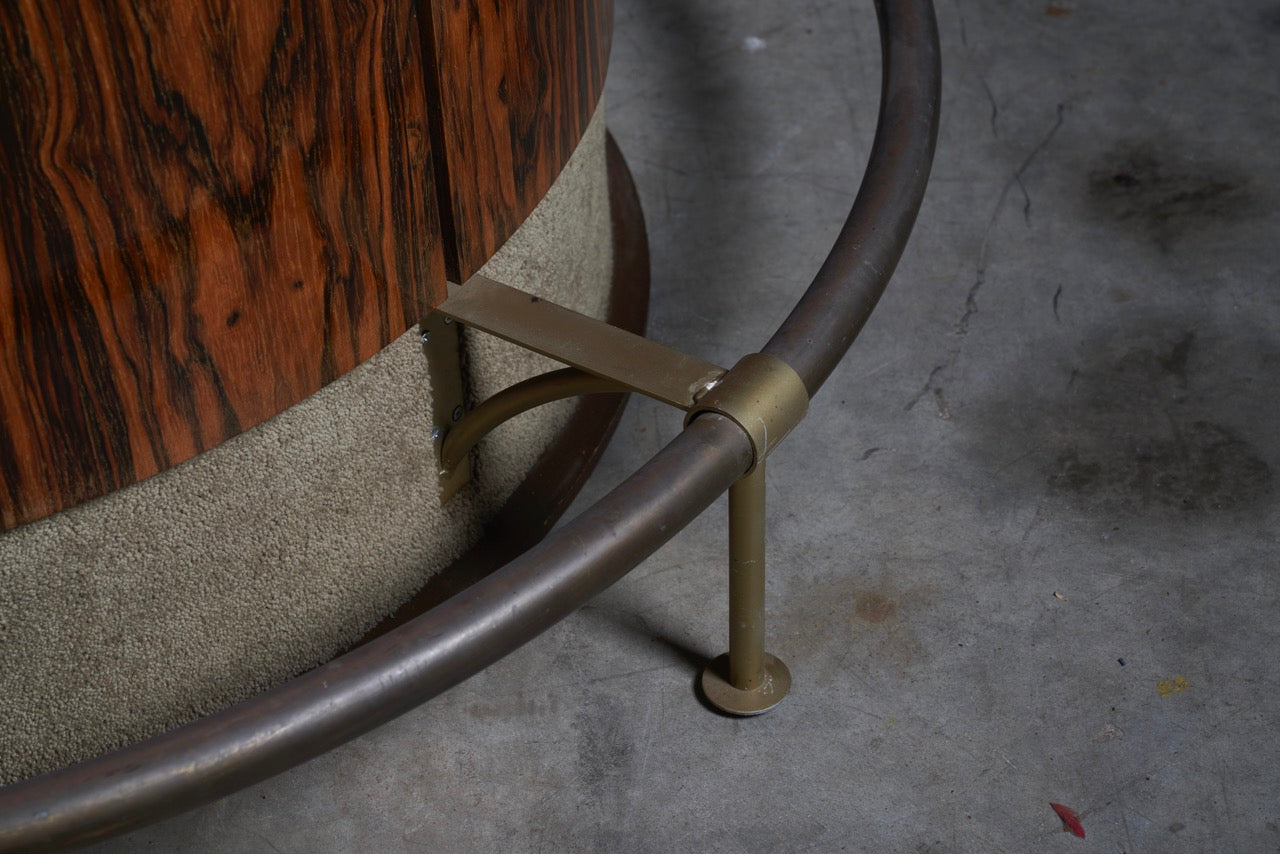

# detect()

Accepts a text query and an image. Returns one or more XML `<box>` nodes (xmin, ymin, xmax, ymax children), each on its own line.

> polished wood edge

<box><xmin>359</xmin><ymin>131</ymin><xmax>648</xmax><ymax>644</ymax></box>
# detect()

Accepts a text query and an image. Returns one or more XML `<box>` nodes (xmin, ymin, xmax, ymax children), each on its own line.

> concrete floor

<box><xmin>90</xmin><ymin>0</ymin><xmax>1279</xmax><ymax>851</ymax></box>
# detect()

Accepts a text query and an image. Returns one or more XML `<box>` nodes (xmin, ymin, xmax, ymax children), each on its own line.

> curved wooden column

<box><xmin>0</xmin><ymin>0</ymin><xmax>613</xmax><ymax>530</ymax></box>
<box><xmin>425</xmin><ymin>0</ymin><xmax>613</xmax><ymax>279</ymax></box>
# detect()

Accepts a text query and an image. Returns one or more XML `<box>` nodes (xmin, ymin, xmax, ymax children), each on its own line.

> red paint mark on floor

<box><xmin>1050</xmin><ymin>802</ymin><xmax>1086</xmax><ymax>838</ymax></box>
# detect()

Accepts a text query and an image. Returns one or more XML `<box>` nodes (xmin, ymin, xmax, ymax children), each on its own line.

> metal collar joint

<box><xmin>684</xmin><ymin>353</ymin><xmax>809</xmax><ymax>474</ymax></box>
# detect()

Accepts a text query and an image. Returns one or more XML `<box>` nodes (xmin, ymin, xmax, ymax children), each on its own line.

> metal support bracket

<box><xmin>420</xmin><ymin>311</ymin><xmax>470</xmax><ymax>502</ymax></box>
<box><xmin>439</xmin><ymin>274</ymin><xmax>725</xmax><ymax>411</ymax></box>
<box><xmin>427</xmin><ymin>273</ymin><xmax>810</xmax><ymax>714</ymax></box>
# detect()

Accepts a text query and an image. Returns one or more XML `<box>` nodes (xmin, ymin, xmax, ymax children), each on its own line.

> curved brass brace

<box><xmin>441</xmin><ymin>368</ymin><xmax>628</xmax><ymax>476</ymax></box>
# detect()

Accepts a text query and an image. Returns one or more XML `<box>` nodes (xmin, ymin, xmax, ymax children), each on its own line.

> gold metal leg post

<box><xmin>700</xmin><ymin>461</ymin><xmax>791</xmax><ymax>715</ymax></box>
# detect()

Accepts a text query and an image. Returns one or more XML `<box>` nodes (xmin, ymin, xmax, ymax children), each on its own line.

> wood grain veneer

<box><xmin>0</xmin><ymin>0</ymin><xmax>613</xmax><ymax>531</ymax></box>
<box><xmin>425</xmin><ymin>0</ymin><xmax>612</xmax><ymax>280</ymax></box>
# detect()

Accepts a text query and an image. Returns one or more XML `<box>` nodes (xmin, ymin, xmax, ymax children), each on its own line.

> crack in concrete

<box><xmin>906</xmin><ymin>104</ymin><xmax>1067</xmax><ymax>415</ymax></box>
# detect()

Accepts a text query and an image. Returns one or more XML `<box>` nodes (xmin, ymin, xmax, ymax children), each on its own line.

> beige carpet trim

<box><xmin>0</xmin><ymin>105</ymin><xmax>612</xmax><ymax>785</ymax></box>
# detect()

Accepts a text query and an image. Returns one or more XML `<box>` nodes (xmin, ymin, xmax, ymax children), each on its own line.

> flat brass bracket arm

<box><xmin>438</xmin><ymin>275</ymin><xmax>726</xmax><ymax>410</ymax></box>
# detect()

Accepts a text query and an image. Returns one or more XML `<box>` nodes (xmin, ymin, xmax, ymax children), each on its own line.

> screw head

<box><xmin>451</xmin><ymin>405</ymin><xmax>464</xmax><ymax>422</ymax></box>
<box><xmin>420</xmin><ymin>330</ymin><xmax>431</xmax><ymax>344</ymax></box>
<box><xmin>691</xmin><ymin>376</ymin><xmax>722</xmax><ymax>404</ymax></box>
<box><xmin>430</xmin><ymin>426</ymin><xmax>442</xmax><ymax>441</ymax></box>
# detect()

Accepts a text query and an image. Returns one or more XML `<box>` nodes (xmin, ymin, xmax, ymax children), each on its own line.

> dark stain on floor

<box><xmin>966</xmin><ymin>318</ymin><xmax>1276</xmax><ymax>519</ymax></box>
<box><xmin>1086</xmin><ymin>143</ymin><xmax>1258</xmax><ymax>252</ymax></box>
<box><xmin>854</xmin><ymin>592</ymin><xmax>898</xmax><ymax>623</ymax></box>
<box><xmin>1051</xmin><ymin>325</ymin><xmax>1272</xmax><ymax>513</ymax></box>
<box><xmin>573</xmin><ymin>695</ymin><xmax>634</xmax><ymax>795</ymax></box>
<box><xmin>1047</xmin><ymin>420</ymin><xmax>1270</xmax><ymax>512</ymax></box>
<box><xmin>786</xmin><ymin>576</ymin><xmax>934</xmax><ymax>675</ymax></box>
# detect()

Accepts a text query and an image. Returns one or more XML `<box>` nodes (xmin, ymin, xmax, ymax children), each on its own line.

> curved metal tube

<box><xmin>763</xmin><ymin>0</ymin><xmax>941</xmax><ymax>393</ymax></box>
<box><xmin>0</xmin><ymin>1</ymin><xmax>940</xmax><ymax>849</ymax></box>
<box><xmin>441</xmin><ymin>367</ymin><xmax>627</xmax><ymax>473</ymax></box>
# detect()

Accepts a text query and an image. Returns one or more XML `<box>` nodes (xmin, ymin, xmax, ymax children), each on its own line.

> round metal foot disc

<box><xmin>700</xmin><ymin>653</ymin><xmax>791</xmax><ymax>716</ymax></box>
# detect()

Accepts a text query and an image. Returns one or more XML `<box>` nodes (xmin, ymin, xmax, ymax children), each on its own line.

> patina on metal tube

<box><xmin>763</xmin><ymin>0</ymin><xmax>941</xmax><ymax>395</ymax></box>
